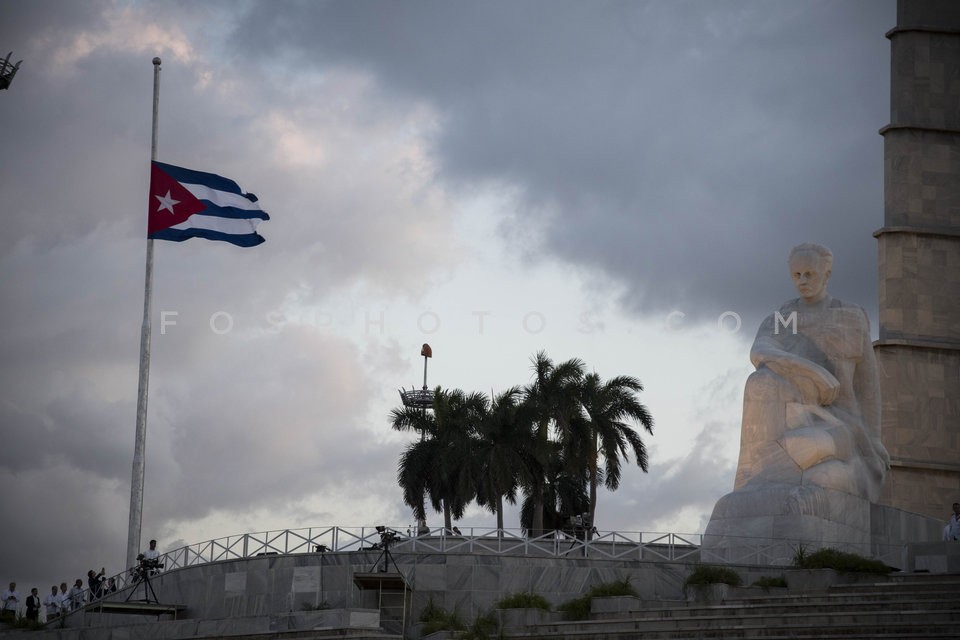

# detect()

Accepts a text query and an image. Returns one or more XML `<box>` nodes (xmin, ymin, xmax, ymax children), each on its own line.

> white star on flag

<box><xmin>155</xmin><ymin>190</ymin><xmax>180</xmax><ymax>214</ymax></box>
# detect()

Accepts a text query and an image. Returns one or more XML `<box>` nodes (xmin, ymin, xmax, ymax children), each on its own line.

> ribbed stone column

<box><xmin>875</xmin><ymin>0</ymin><xmax>960</xmax><ymax>519</ymax></box>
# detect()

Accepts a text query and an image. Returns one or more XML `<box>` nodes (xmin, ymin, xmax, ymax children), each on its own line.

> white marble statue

<box><xmin>704</xmin><ymin>244</ymin><xmax>889</xmax><ymax>547</ymax></box>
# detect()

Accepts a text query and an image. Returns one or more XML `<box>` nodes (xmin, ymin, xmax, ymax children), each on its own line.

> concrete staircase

<box><xmin>504</xmin><ymin>573</ymin><xmax>960</xmax><ymax>639</ymax></box>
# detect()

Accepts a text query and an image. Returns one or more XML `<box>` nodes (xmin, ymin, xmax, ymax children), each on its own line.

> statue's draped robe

<box><xmin>735</xmin><ymin>297</ymin><xmax>888</xmax><ymax>499</ymax></box>
<box><xmin>704</xmin><ymin>297</ymin><xmax>889</xmax><ymax>545</ymax></box>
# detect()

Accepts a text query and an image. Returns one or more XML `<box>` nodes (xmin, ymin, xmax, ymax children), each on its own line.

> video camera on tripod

<box><xmin>132</xmin><ymin>553</ymin><xmax>164</xmax><ymax>582</ymax></box>
<box><xmin>370</xmin><ymin>526</ymin><xmax>405</xmax><ymax>574</ymax></box>
<box><xmin>568</xmin><ymin>513</ymin><xmax>594</xmax><ymax>540</ymax></box>
<box><xmin>375</xmin><ymin>525</ymin><xmax>401</xmax><ymax>549</ymax></box>
<box><xmin>126</xmin><ymin>554</ymin><xmax>165</xmax><ymax>604</ymax></box>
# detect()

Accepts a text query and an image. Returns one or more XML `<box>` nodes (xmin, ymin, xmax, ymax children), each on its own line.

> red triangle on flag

<box><xmin>148</xmin><ymin>163</ymin><xmax>206</xmax><ymax>234</ymax></box>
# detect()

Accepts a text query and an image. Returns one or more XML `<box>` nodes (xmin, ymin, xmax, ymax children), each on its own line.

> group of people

<box><xmin>1</xmin><ymin>572</ymin><xmax>118</xmax><ymax>624</ymax></box>
<box><xmin>2</xmin><ymin>539</ymin><xmax>162</xmax><ymax>624</ymax></box>
<box><xmin>42</xmin><ymin>574</ymin><xmax>118</xmax><ymax>621</ymax></box>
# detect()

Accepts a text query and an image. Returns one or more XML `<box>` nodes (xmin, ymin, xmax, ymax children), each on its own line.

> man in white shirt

<box><xmin>139</xmin><ymin>539</ymin><xmax>161</xmax><ymax>578</ymax></box>
<box><xmin>67</xmin><ymin>580</ymin><xmax>85</xmax><ymax>611</ymax></box>
<box><xmin>43</xmin><ymin>586</ymin><xmax>60</xmax><ymax>621</ymax></box>
<box><xmin>141</xmin><ymin>539</ymin><xmax>160</xmax><ymax>562</ymax></box>
<box><xmin>57</xmin><ymin>583</ymin><xmax>69</xmax><ymax>615</ymax></box>
<box><xmin>1</xmin><ymin>582</ymin><xmax>19</xmax><ymax>620</ymax></box>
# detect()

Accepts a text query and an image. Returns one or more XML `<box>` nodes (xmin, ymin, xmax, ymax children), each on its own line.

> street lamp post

<box><xmin>398</xmin><ymin>344</ymin><xmax>435</xmax><ymax>535</ymax></box>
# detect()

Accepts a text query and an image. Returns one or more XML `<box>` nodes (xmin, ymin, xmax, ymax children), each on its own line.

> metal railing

<box><xmin>50</xmin><ymin>524</ymin><xmax>909</xmax><ymax>621</ymax></box>
<box><xmin>148</xmin><ymin>525</ymin><xmax>908</xmax><ymax>573</ymax></box>
<box><xmin>153</xmin><ymin>527</ymin><xmax>706</xmax><ymax>570</ymax></box>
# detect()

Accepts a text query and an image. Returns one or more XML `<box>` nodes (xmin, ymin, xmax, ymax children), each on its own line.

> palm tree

<box><xmin>391</xmin><ymin>387</ymin><xmax>487</xmax><ymax>533</ymax></box>
<box><xmin>578</xmin><ymin>372</ymin><xmax>654</xmax><ymax>538</ymax></box>
<box><xmin>522</xmin><ymin>351</ymin><xmax>586</xmax><ymax>537</ymax></box>
<box><xmin>519</xmin><ymin>439</ymin><xmax>590</xmax><ymax>534</ymax></box>
<box><xmin>472</xmin><ymin>387</ymin><xmax>538</xmax><ymax>533</ymax></box>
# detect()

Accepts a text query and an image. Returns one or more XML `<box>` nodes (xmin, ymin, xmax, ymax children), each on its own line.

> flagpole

<box><xmin>126</xmin><ymin>56</ymin><xmax>161</xmax><ymax>570</ymax></box>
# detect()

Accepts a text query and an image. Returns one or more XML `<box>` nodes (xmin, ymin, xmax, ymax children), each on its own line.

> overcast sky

<box><xmin>0</xmin><ymin>0</ymin><xmax>895</xmax><ymax>592</ymax></box>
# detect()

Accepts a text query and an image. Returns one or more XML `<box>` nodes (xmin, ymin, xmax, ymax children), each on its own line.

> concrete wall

<box><xmin>104</xmin><ymin>550</ymin><xmax>698</xmax><ymax>622</ymax></box>
<box><xmin>44</xmin><ymin>548</ymin><xmax>773</xmax><ymax>632</ymax></box>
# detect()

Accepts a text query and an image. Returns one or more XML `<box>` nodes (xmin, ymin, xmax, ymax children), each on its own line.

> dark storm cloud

<box><xmin>0</xmin><ymin>392</ymin><xmax>130</xmax><ymax>478</ymax></box>
<box><xmin>235</xmin><ymin>0</ymin><xmax>894</xmax><ymax>329</ymax></box>
<box><xmin>0</xmin><ymin>0</ymin><xmax>104</xmax><ymax>37</ymax></box>
<box><xmin>3</xmin><ymin>464</ymin><xmax>128</xmax><ymax>595</ymax></box>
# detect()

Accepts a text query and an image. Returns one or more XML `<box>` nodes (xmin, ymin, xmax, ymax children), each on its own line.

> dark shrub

<box><xmin>558</xmin><ymin>577</ymin><xmax>637</xmax><ymax>621</ymax></box>
<box><xmin>685</xmin><ymin>564</ymin><xmax>743</xmax><ymax>588</ymax></box>
<box><xmin>752</xmin><ymin>575</ymin><xmax>788</xmax><ymax>590</ymax></box>
<box><xmin>794</xmin><ymin>547</ymin><xmax>890</xmax><ymax>575</ymax></box>
<box><xmin>494</xmin><ymin>591</ymin><xmax>551</xmax><ymax>611</ymax></box>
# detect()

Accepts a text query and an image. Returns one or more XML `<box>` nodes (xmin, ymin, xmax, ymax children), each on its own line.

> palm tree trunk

<box><xmin>588</xmin><ymin>438</ymin><xmax>599</xmax><ymax>540</ymax></box>
<box><xmin>496</xmin><ymin>494</ymin><xmax>504</xmax><ymax>534</ymax></box>
<box><xmin>531</xmin><ymin>419</ymin><xmax>549</xmax><ymax>537</ymax></box>
<box><xmin>443</xmin><ymin>501</ymin><xmax>453</xmax><ymax>534</ymax></box>
<box><xmin>588</xmin><ymin>476</ymin><xmax>598</xmax><ymax>541</ymax></box>
<box><xmin>532</xmin><ymin>493</ymin><xmax>544</xmax><ymax>537</ymax></box>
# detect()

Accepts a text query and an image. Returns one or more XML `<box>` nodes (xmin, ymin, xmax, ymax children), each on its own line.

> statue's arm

<box><xmin>749</xmin><ymin>319</ymin><xmax>840</xmax><ymax>405</ymax></box>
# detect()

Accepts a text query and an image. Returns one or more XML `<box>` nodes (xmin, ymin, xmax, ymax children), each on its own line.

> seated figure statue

<box><xmin>704</xmin><ymin>244</ymin><xmax>889</xmax><ymax>552</ymax></box>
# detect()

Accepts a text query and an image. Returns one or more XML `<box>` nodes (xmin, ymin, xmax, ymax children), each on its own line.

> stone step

<box><xmin>6</xmin><ymin>626</ymin><xmax>401</xmax><ymax>640</ymax></box>
<box><xmin>726</xmin><ymin>593</ymin><xmax>960</xmax><ymax>608</ymax></box>
<box><xmin>507</xmin><ymin>616</ymin><xmax>960</xmax><ymax>640</ymax></box>
<box><xmin>739</xmin><ymin>585</ymin><xmax>960</xmax><ymax>599</ymax></box>
<box><xmin>514</xmin><ymin>576</ymin><xmax>960</xmax><ymax>640</ymax></box>
<box><xmin>193</xmin><ymin>632</ymin><xmax>400</xmax><ymax>640</ymax></box>
<box><xmin>703</xmin><ymin>595</ymin><xmax>959</xmax><ymax>612</ymax></box>
<box><xmin>512</xmin><ymin>629</ymin><xmax>960</xmax><ymax>640</ymax></box>
<box><xmin>592</xmin><ymin>592</ymin><xmax>960</xmax><ymax>620</ymax></box>
<box><xmin>600</xmin><ymin>608</ymin><xmax>959</xmax><ymax>629</ymax></box>
<box><xmin>828</xmin><ymin>580</ymin><xmax>960</xmax><ymax>594</ymax></box>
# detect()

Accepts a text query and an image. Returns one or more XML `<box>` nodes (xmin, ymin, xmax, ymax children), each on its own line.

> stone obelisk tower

<box><xmin>875</xmin><ymin>0</ymin><xmax>960</xmax><ymax>520</ymax></box>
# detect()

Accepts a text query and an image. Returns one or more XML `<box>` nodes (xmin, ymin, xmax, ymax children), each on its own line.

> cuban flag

<box><xmin>148</xmin><ymin>161</ymin><xmax>269</xmax><ymax>247</ymax></box>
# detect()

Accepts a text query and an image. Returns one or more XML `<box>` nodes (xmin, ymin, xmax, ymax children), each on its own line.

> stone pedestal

<box><xmin>703</xmin><ymin>484</ymin><xmax>872</xmax><ymax>564</ymax></box>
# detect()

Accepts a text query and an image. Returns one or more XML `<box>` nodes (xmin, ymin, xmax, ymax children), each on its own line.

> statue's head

<box><xmin>788</xmin><ymin>243</ymin><xmax>832</xmax><ymax>302</ymax></box>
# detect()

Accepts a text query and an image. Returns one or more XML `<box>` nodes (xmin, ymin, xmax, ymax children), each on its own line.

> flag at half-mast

<box><xmin>148</xmin><ymin>161</ymin><xmax>269</xmax><ymax>247</ymax></box>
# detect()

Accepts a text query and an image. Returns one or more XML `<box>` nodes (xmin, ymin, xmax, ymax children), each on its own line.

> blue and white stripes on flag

<box><xmin>148</xmin><ymin>161</ymin><xmax>269</xmax><ymax>247</ymax></box>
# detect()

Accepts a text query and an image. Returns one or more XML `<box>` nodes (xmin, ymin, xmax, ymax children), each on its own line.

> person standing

<box><xmin>1</xmin><ymin>582</ymin><xmax>19</xmax><ymax>620</ymax></box>
<box><xmin>43</xmin><ymin>586</ymin><xmax>59</xmax><ymax>621</ymax></box>
<box><xmin>140</xmin><ymin>539</ymin><xmax>161</xmax><ymax>577</ymax></box>
<box><xmin>141</xmin><ymin>539</ymin><xmax>160</xmax><ymax>562</ymax></box>
<box><xmin>87</xmin><ymin>568</ymin><xmax>105</xmax><ymax>599</ymax></box>
<box><xmin>56</xmin><ymin>583</ymin><xmax>69</xmax><ymax>616</ymax></box>
<box><xmin>67</xmin><ymin>579</ymin><xmax>85</xmax><ymax>611</ymax></box>
<box><xmin>943</xmin><ymin>502</ymin><xmax>960</xmax><ymax>541</ymax></box>
<box><xmin>25</xmin><ymin>588</ymin><xmax>40</xmax><ymax>622</ymax></box>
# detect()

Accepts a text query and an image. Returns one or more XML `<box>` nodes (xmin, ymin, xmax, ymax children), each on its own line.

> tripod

<box><xmin>372</xmin><ymin>546</ymin><xmax>400</xmax><ymax>573</ymax></box>
<box><xmin>566</xmin><ymin>516</ymin><xmax>594</xmax><ymax>557</ymax></box>
<box><xmin>126</xmin><ymin>564</ymin><xmax>160</xmax><ymax>604</ymax></box>
<box><xmin>370</xmin><ymin>531</ymin><xmax>402</xmax><ymax>574</ymax></box>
